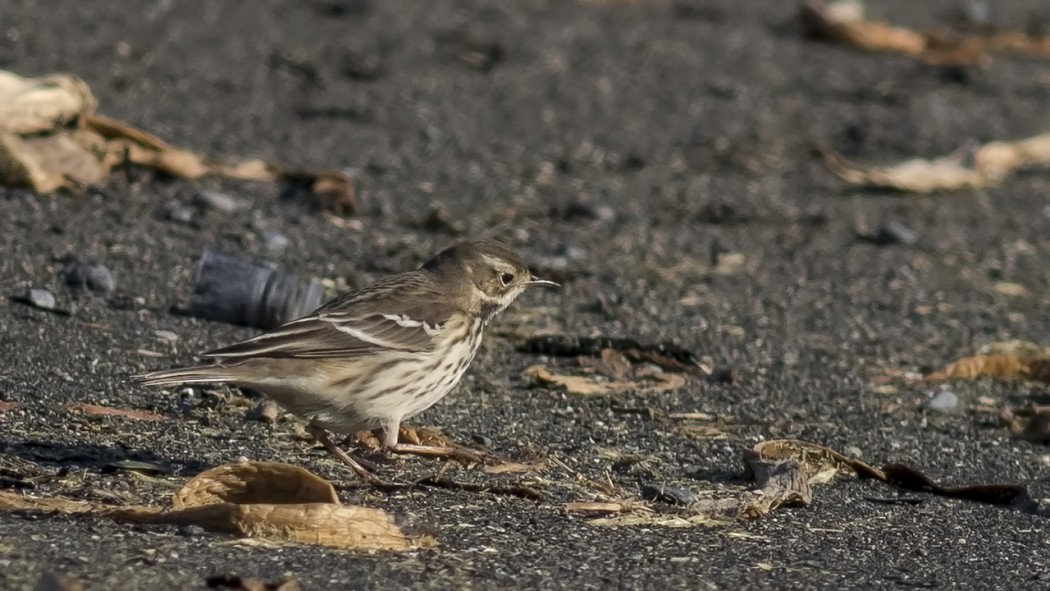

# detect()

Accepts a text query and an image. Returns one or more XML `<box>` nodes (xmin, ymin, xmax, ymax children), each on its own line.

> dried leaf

<box><xmin>800</xmin><ymin>0</ymin><xmax>1050</xmax><ymax>64</ymax></box>
<box><xmin>173</xmin><ymin>462</ymin><xmax>339</xmax><ymax>509</ymax></box>
<box><xmin>0</xmin><ymin>70</ymin><xmax>96</xmax><ymax>134</ymax></box>
<box><xmin>66</xmin><ymin>403</ymin><xmax>167</xmax><ymax>422</ymax></box>
<box><xmin>525</xmin><ymin>365</ymin><xmax>683</xmax><ymax>396</ymax></box>
<box><xmin>0</xmin><ymin>461</ymin><xmax>435</xmax><ymax>551</ymax></box>
<box><xmin>820</xmin><ymin>133</ymin><xmax>1050</xmax><ymax>193</ymax></box>
<box><xmin>925</xmin><ymin>354</ymin><xmax>1050</xmax><ymax>384</ymax></box>
<box><xmin>0</xmin><ymin>70</ymin><xmax>356</xmax><ymax>214</ymax></box>
<box><xmin>0</xmin><ymin>401</ymin><xmax>19</xmax><ymax>414</ymax></box>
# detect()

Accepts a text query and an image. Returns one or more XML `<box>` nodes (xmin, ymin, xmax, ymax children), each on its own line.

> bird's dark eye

<box><xmin>498</xmin><ymin>272</ymin><xmax>515</xmax><ymax>287</ymax></box>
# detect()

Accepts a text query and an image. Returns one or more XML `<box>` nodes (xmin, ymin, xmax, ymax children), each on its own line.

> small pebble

<box><xmin>154</xmin><ymin>330</ymin><xmax>179</xmax><ymax>343</ymax></box>
<box><xmin>165</xmin><ymin>203</ymin><xmax>194</xmax><ymax>224</ymax></box>
<box><xmin>261</xmin><ymin>229</ymin><xmax>291</xmax><ymax>254</ymax></box>
<box><xmin>471</xmin><ymin>434</ymin><xmax>493</xmax><ymax>447</ymax></box>
<box><xmin>863</xmin><ymin>221</ymin><xmax>918</xmax><ymax>246</ymax></box>
<box><xmin>926</xmin><ymin>390</ymin><xmax>959</xmax><ymax>413</ymax></box>
<box><xmin>177</xmin><ymin>525</ymin><xmax>207</xmax><ymax>537</ymax></box>
<box><xmin>195</xmin><ymin>189</ymin><xmax>245</xmax><ymax>213</ymax></box>
<box><xmin>23</xmin><ymin>288</ymin><xmax>57</xmax><ymax>310</ymax></box>
<box><xmin>640</xmin><ymin>483</ymin><xmax>698</xmax><ymax>505</ymax></box>
<box><xmin>62</xmin><ymin>257</ymin><xmax>116</xmax><ymax>293</ymax></box>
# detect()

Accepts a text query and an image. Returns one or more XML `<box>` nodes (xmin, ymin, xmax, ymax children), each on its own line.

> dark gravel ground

<box><xmin>2</xmin><ymin>0</ymin><xmax>1050</xmax><ymax>589</ymax></box>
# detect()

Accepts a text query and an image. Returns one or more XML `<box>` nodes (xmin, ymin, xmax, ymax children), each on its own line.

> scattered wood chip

<box><xmin>925</xmin><ymin>354</ymin><xmax>1050</xmax><ymax>384</ymax></box>
<box><xmin>0</xmin><ymin>461</ymin><xmax>435</xmax><ymax>551</ymax></box>
<box><xmin>800</xmin><ymin>0</ymin><xmax>1050</xmax><ymax>65</ymax></box>
<box><xmin>65</xmin><ymin>403</ymin><xmax>167</xmax><ymax>422</ymax></box>
<box><xmin>0</xmin><ymin>70</ymin><xmax>355</xmax><ymax>214</ymax></box>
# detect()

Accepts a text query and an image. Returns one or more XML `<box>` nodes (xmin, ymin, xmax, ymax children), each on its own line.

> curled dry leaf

<box><xmin>0</xmin><ymin>70</ymin><xmax>355</xmax><ymax>214</ymax></box>
<box><xmin>800</xmin><ymin>0</ymin><xmax>1050</xmax><ymax>65</ymax></box>
<box><xmin>819</xmin><ymin>133</ymin><xmax>1050</xmax><ymax>193</ymax></box>
<box><xmin>925</xmin><ymin>354</ymin><xmax>1050</xmax><ymax>384</ymax></box>
<box><xmin>0</xmin><ymin>461</ymin><xmax>435</xmax><ymax>551</ymax></box>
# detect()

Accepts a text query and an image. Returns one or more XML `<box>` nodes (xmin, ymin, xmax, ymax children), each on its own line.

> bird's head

<box><xmin>422</xmin><ymin>240</ymin><xmax>558</xmax><ymax>320</ymax></box>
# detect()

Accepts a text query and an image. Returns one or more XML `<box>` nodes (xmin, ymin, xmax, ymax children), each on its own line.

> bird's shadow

<box><xmin>0</xmin><ymin>439</ymin><xmax>213</xmax><ymax>478</ymax></box>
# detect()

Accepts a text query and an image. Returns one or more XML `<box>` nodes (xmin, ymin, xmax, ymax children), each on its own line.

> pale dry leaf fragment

<box><xmin>0</xmin><ymin>70</ymin><xmax>96</xmax><ymax>134</ymax></box>
<box><xmin>821</xmin><ymin>133</ymin><xmax>1050</xmax><ymax>193</ymax></box>
<box><xmin>800</xmin><ymin>0</ymin><xmax>1050</xmax><ymax>64</ymax></box>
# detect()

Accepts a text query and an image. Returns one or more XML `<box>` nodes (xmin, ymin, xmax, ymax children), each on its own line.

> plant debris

<box><xmin>818</xmin><ymin>133</ymin><xmax>1050</xmax><ymax>193</ymax></box>
<box><xmin>0</xmin><ymin>461</ymin><xmax>435</xmax><ymax>551</ymax></box>
<box><xmin>0</xmin><ymin>70</ymin><xmax>355</xmax><ymax>214</ymax></box>
<box><xmin>1000</xmin><ymin>405</ymin><xmax>1050</xmax><ymax>444</ymax></box>
<box><xmin>580</xmin><ymin>439</ymin><xmax>1040</xmax><ymax>528</ymax></box>
<box><xmin>800</xmin><ymin>0</ymin><xmax>1050</xmax><ymax>65</ymax></box>
<box><xmin>525</xmin><ymin>364</ymin><xmax>686</xmax><ymax>396</ymax></box>
<box><xmin>520</xmin><ymin>334</ymin><xmax>710</xmax><ymax>375</ymax></box>
<box><xmin>926</xmin><ymin>354</ymin><xmax>1050</xmax><ymax>384</ymax></box>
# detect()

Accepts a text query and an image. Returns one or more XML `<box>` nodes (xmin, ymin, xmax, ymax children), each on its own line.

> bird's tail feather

<box><xmin>133</xmin><ymin>366</ymin><xmax>235</xmax><ymax>387</ymax></box>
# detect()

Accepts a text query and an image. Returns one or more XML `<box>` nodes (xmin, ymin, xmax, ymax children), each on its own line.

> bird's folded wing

<box><xmin>203</xmin><ymin>312</ymin><xmax>443</xmax><ymax>359</ymax></box>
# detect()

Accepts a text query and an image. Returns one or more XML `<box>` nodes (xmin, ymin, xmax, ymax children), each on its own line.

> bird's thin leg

<box><xmin>384</xmin><ymin>423</ymin><xmax>493</xmax><ymax>464</ymax></box>
<box><xmin>306</xmin><ymin>423</ymin><xmax>380</xmax><ymax>483</ymax></box>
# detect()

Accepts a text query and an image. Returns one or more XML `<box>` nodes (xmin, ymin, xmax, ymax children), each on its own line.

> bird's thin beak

<box><xmin>528</xmin><ymin>275</ymin><xmax>560</xmax><ymax>289</ymax></box>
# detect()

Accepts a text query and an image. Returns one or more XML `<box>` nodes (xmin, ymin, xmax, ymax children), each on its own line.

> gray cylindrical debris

<box><xmin>188</xmin><ymin>250</ymin><xmax>324</xmax><ymax>329</ymax></box>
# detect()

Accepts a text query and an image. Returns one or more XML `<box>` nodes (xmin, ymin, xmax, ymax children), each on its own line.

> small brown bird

<box><xmin>135</xmin><ymin>240</ymin><xmax>557</xmax><ymax>481</ymax></box>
